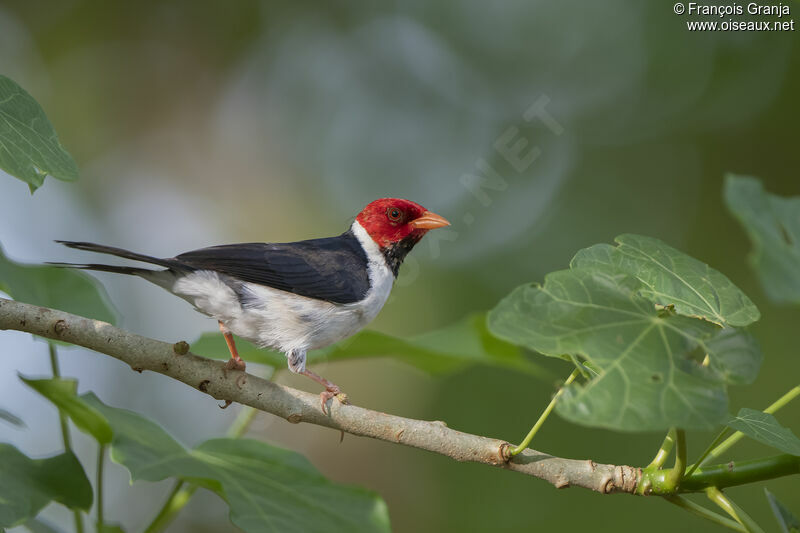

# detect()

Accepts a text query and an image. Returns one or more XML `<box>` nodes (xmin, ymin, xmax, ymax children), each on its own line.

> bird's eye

<box><xmin>387</xmin><ymin>207</ymin><xmax>402</xmax><ymax>222</ymax></box>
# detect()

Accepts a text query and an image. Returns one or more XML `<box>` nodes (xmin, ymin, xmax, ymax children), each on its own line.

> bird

<box><xmin>52</xmin><ymin>198</ymin><xmax>450</xmax><ymax>412</ymax></box>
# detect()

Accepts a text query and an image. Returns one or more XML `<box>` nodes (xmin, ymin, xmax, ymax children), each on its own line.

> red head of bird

<box><xmin>355</xmin><ymin>198</ymin><xmax>450</xmax><ymax>250</ymax></box>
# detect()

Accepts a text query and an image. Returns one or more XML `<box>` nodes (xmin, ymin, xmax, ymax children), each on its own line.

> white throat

<box><xmin>350</xmin><ymin>220</ymin><xmax>384</xmax><ymax>265</ymax></box>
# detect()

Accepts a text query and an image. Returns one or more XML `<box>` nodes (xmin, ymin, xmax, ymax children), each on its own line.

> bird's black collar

<box><xmin>381</xmin><ymin>234</ymin><xmax>423</xmax><ymax>277</ymax></box>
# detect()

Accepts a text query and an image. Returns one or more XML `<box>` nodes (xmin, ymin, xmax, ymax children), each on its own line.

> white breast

<box><xmin>171</xmin><ymin>221</ymin><xmax>393</xmax><ymax>355</ymax></box>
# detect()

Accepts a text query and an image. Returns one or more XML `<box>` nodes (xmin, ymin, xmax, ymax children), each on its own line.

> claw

<box><xmin>320</xmin><ymin>389</ymin><xmax>348</xmax><ymax>415</ymax></box>
<box><xmin>299</xmin><ymin>368</ymin><xmax>347</xmax><ymax>415</ymax></box>
<box><xmin>225</xmin><ymin>357</ymin><xmax>246</xmax><ymax>371</ymax></box>
<box><xmin>219</xmin><ymin>400</ymin><xmax>233</xmax><ymax>409</ymax></box>
<box><xmin>320</xmin><ymin>387</ymin><xmax>338</xmax><ymax>415</ymax></box>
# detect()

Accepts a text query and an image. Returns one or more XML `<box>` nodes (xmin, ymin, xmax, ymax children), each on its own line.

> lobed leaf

<box><xmin>0</xmin><ymin>75</ymin><xmax>79</xmax><ymax>192</ymax></box>
<box><xmin>0</xmin><ymin>243</ymin><xmax>116</xmax><ymax>324</ymax></box>
<box><xmin>702</xmin><ymin>326</ymin><xmax>762</xmax><ymax>386</ymax></box>
<box><xmin>571</xmin><ymin>233</ymin><xmax>759</xmax><ymax>326</ymax></box>
<box><xmin>726</xmin><ymin>408</ymin><xmax>800</xmax><ymax>456</ymax></box>
<box><xmin>765</xmin><ymin>489</ymin><xmax>800</xmax><ymax>533</ymax></box>
<box><xmin>79</xmin><ymin>393</ymin><xmax>391</xmax><ymax>533</ymax></box>
<box><xmin>0</xmin><ymin>444</ymin><xmax>92</xmax><ymax>528</ymax></box>
<box><xmin>191</xmin><ymin>313</ymin><xmax>552</xmax><ymax>379</ymax></box>
<box><xmin>489</xmin><ymin>264</ymin><xmax>761</xmax><ymax>431</ymax></box>
<box><xmin>724</xmin><ymin>175</ymin><xmax>800</xmax><ymax>305</ymax></box>
<box><xmin>21</xmin><ymin>376</ymin><xmax>112</xmax><ymax>444</ymax></box>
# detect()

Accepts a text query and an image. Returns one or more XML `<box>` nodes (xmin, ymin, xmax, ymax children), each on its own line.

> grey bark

<box><xmin>0</xmin><ymin>297</ymin><xmax>639</xmax><ymax>494</ymax></box>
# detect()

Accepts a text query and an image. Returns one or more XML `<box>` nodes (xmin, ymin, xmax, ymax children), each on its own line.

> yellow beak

<box><xmin>410</xmin><ymin>210</ymin><xmax>450</xmax><ymax>230</ymax></box>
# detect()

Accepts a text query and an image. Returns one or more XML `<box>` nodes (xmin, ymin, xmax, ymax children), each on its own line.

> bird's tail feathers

<box><xmin>46</xmin><ymin>262</ymin><xmax>156</xmax><ymax>276</ymax></box>
<box><xmin>55</xmin><ymin>241</ymin><xmax>177</xmax><ymax>269</ymax></box>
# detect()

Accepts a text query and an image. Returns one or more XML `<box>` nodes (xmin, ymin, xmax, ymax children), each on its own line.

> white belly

<box><xmin>171</xmin><ymin>261</ymin><xmax>393</xmax><ymax>354</ymax></box>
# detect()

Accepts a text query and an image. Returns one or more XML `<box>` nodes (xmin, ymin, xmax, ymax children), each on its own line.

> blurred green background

<box><xmin>1</xmin><ymin>1</ymin><xmax>798</xmax><ymax>531</ymax></box>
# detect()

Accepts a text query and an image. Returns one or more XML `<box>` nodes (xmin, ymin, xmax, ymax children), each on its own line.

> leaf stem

<box><xmin>701</xmin><ymin>385</ymin><xmax>800</xmax><ymax>466</ymax></box>
<box><xmin>142</xmin><ymin>367</ymin><xmax>274</xmax><ymax>533</ymax></box>
<box><xmin>726</xmin><ymin>496</ymin><xmax>766</xmax><ymax>533</ymax></box>
<box><xmin>510</xmin><ymin>368</ymin><xmax>580</xmax><ymax>456</ymax></box>
<box><xmin>706</xmin><ymin>487</ymin><xmax>746</xmax><ymax>529</ymax></box>
<box><xmin>706</xmin><ymin>487</ymin><xmax>765</xmax><ymax>533</ymax></box>
<box><xmin>142</xmin><ymin>481</ymin><xmax>192</xmax><ymax>533</ymax></box>
<box><xmin>647</xmin><ymin>427</ymin><xmax>677</xmax><ymax>469</ymax></box>
<box><xmin>665</xmin><ymin>495</ymin><xmax>745</xmax><ymax>532</ymax></box>
<box><xmin>96</xmin><ymin>444</ymin><xmax>106</xmax><ymax>531</ymax></box>
<box><xmin>681</xmin><ymin>454</ymin><xmax>800</xmax><ymax>491</ymax></box>
<box><xmin>48</xmin><ymin>343</ymin><xmax>72</xmax><ymax>449</ymax></box>
<box><xmin>49</xmin><ymin>343</ymin><xmax>84</xmax><ymax>533</ymax></box>
<box><xmin>686</xmin><ymin>428</ymin><xmax>730</xmax><ymax>477</ymax></box>
<box><xmin>644</xmin><ymin>453</ymin><xmax>800</xmax><ymax>495</ymax></box>
<box><xmin>663</xmin><ymin>429</ymin><xmax>686</xmax><ymax>490</ymax></box>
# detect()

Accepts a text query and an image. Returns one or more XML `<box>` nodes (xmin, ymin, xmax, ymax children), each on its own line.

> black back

<box><xmin>174</xmin><ymin>230</ymin><xmax>371</xmax><ymax>304</ymax></box>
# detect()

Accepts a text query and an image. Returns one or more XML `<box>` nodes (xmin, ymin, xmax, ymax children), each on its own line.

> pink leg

<box><xmin>218</xmin><ymin>321</ymin><xmax>245</xmax><ymax>410</ymax></box>
<box><xmin>299</xmin><ymin>369</ymin><xmax>348</xmax><ymax>414</ymax></box>
<box><xmin>219</xmin><ymin>321</ymin><xmax>246</xmax><ymax>371</ymax></box>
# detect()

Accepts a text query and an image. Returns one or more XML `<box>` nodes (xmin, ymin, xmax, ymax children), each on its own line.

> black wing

<box><xmin>174</xmin><ymin>230</ymin><xmax>371</xmax><ymax>304</ymax></box>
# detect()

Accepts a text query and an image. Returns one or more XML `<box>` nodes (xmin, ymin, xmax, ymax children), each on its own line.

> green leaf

<box><xmin>726</xmin><ymin>408</ymin><xmax>800</xmax><ymax>455</ymax></box>
<box><xmin>80</xmin><ymin>393</ymin><xmax>390</xmax><ymax>533</ymax></box>
<box><xmin>724</xmin><ymin>175</ymin><xmax>800</xmax><ymax>305</ymax></box>
<box><xmin>571</xmin><ymin>233</ymin><xmax>760</xmax><ymax>326</ymax></box>
<box><xmin>0</xmin><ymin>407</ymin><xmax>25</xmax><ymax>427</ymax></box>
<box><xmin>0</xmin><ymin>444</ymin><xmax>92</xmax><ymax>528</ymax></box>
<box><xmin>192</xmin><ymin>313</ymin><xmax>552</xmax><ymax>379</ymax></box>
<box><xmin>22</xmin><ymin>517</ymin><xmax>66</xmax><ymax>533</ymax></box>
<box><xmin>0</xmin><ymin>75</ymin><xmax>79</xmax><ymax>192</ymax></box>
<box><xmin>0</xmin><ymin>243</ymin><xmax>116</xmax><ymax>324</ymax></box>
<box><xmin>21</xmin><ymin>377</ymin><xmax>112</xmax><ymax>444</ymax></box>
<box><xmin>765</xmin><ymin>489</ymin><xmax>800</xmax><ymax>533</ymax></box>
<box><xmin>703</xmin><ymin>326</ymin><xmax>762</xmax><ymax>386</ymax></box>
<box><xmin>488</xmin><ymin>267</ymin><xmax>761</xmax><ymax>431</ymax></box>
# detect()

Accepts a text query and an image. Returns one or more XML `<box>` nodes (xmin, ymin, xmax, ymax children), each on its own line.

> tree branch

<box><xmin>1</xmin><ymin>297</ymin><xmax>641</xmax><ymax>494</ymax></box>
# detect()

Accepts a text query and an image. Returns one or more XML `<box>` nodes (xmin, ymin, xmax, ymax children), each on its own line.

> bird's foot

<box><xmin>320</xmin><ymin>387</ymin><xmax>348</xmax><ymax>415</ymax></box>
<box><xmin>219</xmin><ymin>400</ymin><xmax>233</xmax><ymax>409</ymax></box>
<box><xmin>299</xmin><ymin>368</ymin><xmax>348</xmax><ymax>415</ymax></box>
<box><xmin>225</xmin><ymin>357</ymin><xmax>246</xmax><ymax>372</ymax></box>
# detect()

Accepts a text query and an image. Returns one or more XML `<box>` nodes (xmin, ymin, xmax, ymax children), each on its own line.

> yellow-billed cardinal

<box><xmin>53</xmin><ymin>199</ymin><xmax>449</xmax><ymax>412</ymax></box>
